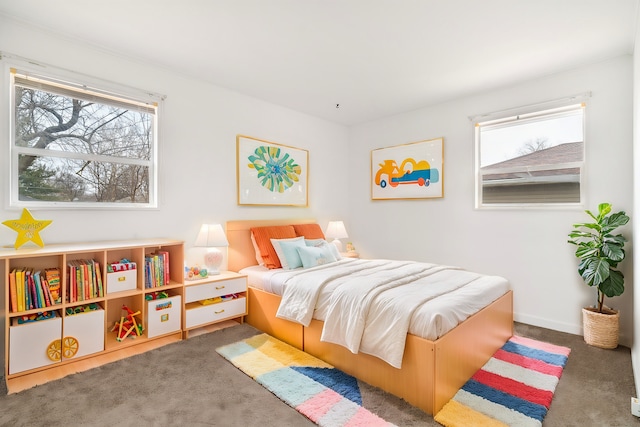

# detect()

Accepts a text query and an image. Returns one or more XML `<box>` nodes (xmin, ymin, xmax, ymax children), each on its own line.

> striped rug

<box><xmin>216</xmin><ymin>333</ymin><xmax>395</xmax><ymax>427</ymax></box>
<box><xmin>434</xmin><ymin>335</ymin><xmax>570</xmax><ymax>427</ymax></box>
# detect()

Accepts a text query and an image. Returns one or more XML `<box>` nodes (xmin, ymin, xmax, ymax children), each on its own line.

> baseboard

<box><xmin>514</xmin><ymin>312</ymin><xmax>582</xmax><ymax>336</ymax></box>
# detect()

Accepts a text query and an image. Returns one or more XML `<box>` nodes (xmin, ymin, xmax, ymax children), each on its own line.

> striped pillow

<box><xmin>250</xmin><ymin>225</ymin><xmax>297</xmax><ymax>269</ymax></box>
<box><xmin>293</xmin><ymin>223</ymin><xmax>325</xmax><ymax>239</ymax></box>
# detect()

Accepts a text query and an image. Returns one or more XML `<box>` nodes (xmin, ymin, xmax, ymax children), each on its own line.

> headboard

<box><xmin>226</xmin><ymin>219</ymin><xmax>316</xmax><ymax>272</ymax></box>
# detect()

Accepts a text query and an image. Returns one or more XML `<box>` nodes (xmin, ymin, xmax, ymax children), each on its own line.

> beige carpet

<box><xmin>0</xmin><ymin>322</ymin><xmax>636</xmax><ymax>426</ymax></box>
<box><xmin>0</xmin><ymin>323</ymin><xmax>428</xmax><ymax>426</ymax></box>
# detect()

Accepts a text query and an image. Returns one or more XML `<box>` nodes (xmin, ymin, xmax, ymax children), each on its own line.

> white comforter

<box><xmin>275</xmin><ymin>258</ymin><xmax>505</xmax><ymax>368</ymax></box>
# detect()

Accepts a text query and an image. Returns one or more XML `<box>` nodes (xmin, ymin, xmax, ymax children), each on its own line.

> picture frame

<box><xmin>371</xmin><ymin>137</ymin><xmax>444</xmax><ymax>200</ymax></box>
<box><xmin>237</xmin><ymin>135</ymin><xmax>309</xmax><ymax>206</ymax></box>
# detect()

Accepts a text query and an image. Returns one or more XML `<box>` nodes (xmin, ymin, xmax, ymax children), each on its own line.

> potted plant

<box><xmin>568</xmin><ymin>202</ymin><xmax>630</xmax><ymax>348</ymax></box>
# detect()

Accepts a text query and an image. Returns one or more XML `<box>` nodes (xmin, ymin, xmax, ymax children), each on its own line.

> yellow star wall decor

<box><xmin>2</xmin><ymin>208</ymin><xmax>52</xmax><ymax>249</ymax></box>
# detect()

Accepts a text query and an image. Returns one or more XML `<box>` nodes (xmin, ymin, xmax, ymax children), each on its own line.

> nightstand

<box><xmin>340</xmin><ymin>251</ymin><xmax>360</xmax><ymax>259</ymax></box>
<box><xmin>183</xmin><ymin>271</ymin><xmax>247</xmax><ymax>338</ymax></box>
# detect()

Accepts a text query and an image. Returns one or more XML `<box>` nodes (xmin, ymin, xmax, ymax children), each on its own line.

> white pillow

<box><xmin>297</xmin><ymin>243</ymin><xmax>338</xmax><ymax>268</ymax></box>
<box><xmin>270</xmin><ymin>236</ymin><xmax>306</xmax><ymax>270</ymax></box>
<box><xmin>305</xmin><ymin>238</ymin><xmax>341</xmax><ymax>260</ymax></box>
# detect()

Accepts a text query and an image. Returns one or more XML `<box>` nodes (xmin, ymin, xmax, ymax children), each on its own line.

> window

<box><xmin>9</xmin><ymin>67</ymin><xmax>160</xmax><ymax>208</ymax></box>
<box><xmin>474</xmin><ymin>102</ymin><xmax>585</xmax><ymax>207</ymax></box>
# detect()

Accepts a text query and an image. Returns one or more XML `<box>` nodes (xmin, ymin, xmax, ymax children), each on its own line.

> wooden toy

<box><xmin>112</xmin><ymin>305</ymin><xmax>144</xmax><ymax>341</ymax></box>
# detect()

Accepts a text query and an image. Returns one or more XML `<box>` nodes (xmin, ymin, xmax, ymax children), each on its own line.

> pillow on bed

<box><xmin>293</xmin><ymin>223</ymin><xmax>325</xmax><ymax>239</ymax></box>
<box><xmin>250</xmin><ymin>232</ymin><xmax>265</xmax><ymax>266</ymax></box>
<box><xmin>250</xmin><ymin>225</ymin><xmax>297</xmax><ymax>269</ymax></box>
<box><xmin>270</xmin><ymin>236</ymin><xmax>306</xmax><ymax>270</ymax></box>
<box><xmin>297</xmin><ymin>242</ymin><xmax>338</xmax><ymax>268</ymax></box>
<box><xmin>305</xmin><ymin>238</ymin><xmax>342</xmax><ymax>260</ymax></box>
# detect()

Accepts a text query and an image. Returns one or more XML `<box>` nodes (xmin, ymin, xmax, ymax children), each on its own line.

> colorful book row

<box><xmin>68</xmin><ymin>259</ymin><xmax>104</xmax><ymax>303</ymax></box>
<box><xmin>9</xmin><ymin>267</ymin><xmax>62</xmax><ymax>312</ymax></box>
<box><xmin>144</xmin><ymin>251</ymin><xmax>170</xmax><ymax>288</ymax></box>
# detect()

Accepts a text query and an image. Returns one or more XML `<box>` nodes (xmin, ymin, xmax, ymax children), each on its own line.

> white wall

<box><xmin>632</xmin><ymin>5</ymin><xmax>640</xmax><ymax>399</ymax></box>
<box><xmin>0</xmin><ymin>17</ymin><xmax>350</xmax><ymax>269</ymax></box>
<box><xmin>349</xmin><ymin>56</ymin><xmax>634</xmax><ymax>346</ymax></box>
<box><xmin>0</xmin><ymin>16</ymin><xmax>634</xmax><ymax>353</ymax></box>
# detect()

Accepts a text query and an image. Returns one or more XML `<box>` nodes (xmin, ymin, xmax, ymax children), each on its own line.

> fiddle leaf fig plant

<box><xmin>568</xmin><ymin>203</ymin><xmax>629</xmax><ymax>313</ymax></box>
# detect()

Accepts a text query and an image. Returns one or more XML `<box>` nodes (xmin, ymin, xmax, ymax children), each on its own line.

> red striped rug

<box><xmin>434</xmin><ymin>335</ymin><xmax>570</xmax><ymax>427</ymax></box>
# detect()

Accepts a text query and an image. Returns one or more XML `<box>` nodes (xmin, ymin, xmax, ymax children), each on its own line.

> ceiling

<box><xmin>0</xmin><ymin>1</ymin><xmax>637</xmax><ymax>125</ymax></box>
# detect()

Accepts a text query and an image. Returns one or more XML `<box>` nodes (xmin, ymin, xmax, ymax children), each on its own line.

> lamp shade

<box><xmin>194</xmin><ymin>224</ymin><xmax>229</xmax><ymax>247</ymax></box>
<box><xmin>325</xmin><ymin>221</ymin><xmax>348</xmax><ymax>239</ymax></box>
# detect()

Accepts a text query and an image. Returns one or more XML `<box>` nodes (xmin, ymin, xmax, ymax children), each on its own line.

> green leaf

<box><xmin>602</xmin><ymin>242</ymin><xmax>624</xmax><ymax>262</ymax></box>
<box><xmin>597</xmin><ymin>203</ymin><xmax>612</xmax><ymax>219</ymax></box>
<box><xmin>604</xmin><ymin>211</ymin><xmax>630</xmax><ymax>229</ymax></box>
<box><xmin>580</xmin><ymin>257</ymin><xmax>610</xmax><ymax>287</ymax></box>
<box><xmin>600</xmin><ymin>270</ymin><xmax>625</xmax><ymax>297</ymax></box>
<box><xmin>574</xmin><ymin>245</ymin><xmax>598</xmax><ymax>259</ymax></box>
<box><xmin>584</xmin><ymin>209</ymin><xmax>598</xmax><ymax>222</ymax></box>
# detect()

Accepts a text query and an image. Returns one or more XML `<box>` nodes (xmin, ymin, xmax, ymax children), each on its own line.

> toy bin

<box><xmin>9</xmin><ymin>312</ymin><xmax>62</xmax><ymax>374</ymax></box>
<box><xmin>106</xmin><ymin>266</ymin><xmax>137</xmax><ymax>294</ymax></box>
<box><xmin>63</xmin><ymin>305</ymin><xmax>105</xmax><ymax>359</ymax></box>
<box><xmin>146</xmin><ymin>295</ymin><xmax>181</xmax><ymax>338</ymax></box>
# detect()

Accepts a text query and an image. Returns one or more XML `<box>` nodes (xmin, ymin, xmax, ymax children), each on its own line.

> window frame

<box><xmin>473</xmin><ymin>99</ymin><xmax>587</xmax><ymax>209</ymax></box>
<box><xmin>5</xmin><ymin>56</ymin><xmax>163</xmax><ymax>210</ymax></box>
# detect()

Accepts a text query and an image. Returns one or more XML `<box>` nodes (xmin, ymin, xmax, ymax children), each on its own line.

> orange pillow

<box><xmin>250</xmin><ymin>225</ymin><xmax>297</xmax><ymax>269</ymax></box>
<box><xmin>293</xmin><ymin>223</ymin><xmax>325</xmax><ymax>239</ymax></box>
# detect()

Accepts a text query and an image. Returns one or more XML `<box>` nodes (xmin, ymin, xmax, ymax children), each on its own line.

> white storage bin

<box><xmin>107</xmin><ymin>269</ymin><xmax>137</xmax><ymax>294</ymax></box>
<box><xmin>64</xmin><ymin>307</ymin><xmax>105</xmax><ymax>359</ymax></box>
<box><xmin>146</xmin><ymin>295</ymin><xmax>181</xmax><ymax>338</ymax></box>
<box><xmin>9</xmin><ymin>315</ymin><xmax>62</xmax><ymax>374</ymax></box>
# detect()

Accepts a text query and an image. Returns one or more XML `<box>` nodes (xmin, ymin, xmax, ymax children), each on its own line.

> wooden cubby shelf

<box><xmin>1</xmin><ymin>239</ymin><xmax>185</xmax><ymax>391</ymax></box>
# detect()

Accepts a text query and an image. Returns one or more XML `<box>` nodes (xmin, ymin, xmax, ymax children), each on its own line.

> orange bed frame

<box><xmin>227</xmin><ymin>220</ymin><xmax>513</xmax><ymax>415</ymax></box>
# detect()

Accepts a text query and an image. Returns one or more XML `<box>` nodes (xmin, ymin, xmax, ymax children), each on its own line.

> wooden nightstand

<box><xmin>183</xmin><ymin>271</ymin><xmax>247</xmax><ymax>338</ymax></box>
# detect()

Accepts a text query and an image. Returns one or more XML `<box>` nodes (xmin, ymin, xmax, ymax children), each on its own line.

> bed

<box><xmin>226</xmin><ymin>219</ymin><xmax>513</xmax><ymax>415</ymax></box>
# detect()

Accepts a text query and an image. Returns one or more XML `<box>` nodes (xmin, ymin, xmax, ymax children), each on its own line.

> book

<box><xmin>44</xmin><ymin>268</ymin><xmax>61</xmax><ymax>304</ymax></box>
<box><xmin>40</xmin><ymin>273</ymin><xmax>53</xmax><ymax>307</ymax></box>
<box><xmin>89</xmin><ymin>260</ymin><xmax>97</xmax><ymax>298</ymax></box>
<box><xmin>35</xmin><ymin>271</ymin><xmax>51</xmax><ymax>307</ymax></box>
<box><xmin>16</xmin><ymin>268</ymin><xmax>24</xmax><ymax>312</ymax></box>
<box><xmin>26</xmin><ymin>269</ymin><xmax>35</xmax><ymax>310</ymax></box>
<box><xmin>159</xmin><ymin>250</ymin><xmax>170</xmax><ymax>286</ymax></box>
<box><xmin>33</xmin><ymin>270</ymin><xmax>45</xmax><ymax>308</ymax></box>
<box><xmin>9</xmin><ymin>269</ymin><xmax>17</xmax><ymax>312</ymax></box>
<box><xmin>67</xmin><ymin>262</ymin><xmax>76</xmax><ymax>303</ymax></box>
<box><xmin>94</xmin><ymin>261</ymin><xmax>104</xmax><ymax>297</ymax></box>
<box><xmin>82</xmin><ymin>261</ymin><xmax>90</xmax><ymax>300</ymax></box>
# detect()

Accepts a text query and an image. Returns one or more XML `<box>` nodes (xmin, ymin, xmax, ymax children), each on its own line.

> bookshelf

<box><xmin>0</xmin><ymin>239</ymin><xmax>184</xmax><ymax>387</ymax></box>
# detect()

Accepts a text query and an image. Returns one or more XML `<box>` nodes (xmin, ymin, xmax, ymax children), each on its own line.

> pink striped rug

<box><xmin>434</xmin><ymin>335</ymin><xmax>570</xmax><ymax>427</ymax></box>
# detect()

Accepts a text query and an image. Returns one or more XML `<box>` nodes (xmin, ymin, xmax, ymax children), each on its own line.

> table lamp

<box><xmin>325</xmin><ymin>220</ymin><xmax>348</xmax><ymax>253</ymax></box>
<box><xmin>194</xmin><ymin>224</ymin><xmax>229</xmax><ymax>275</ymax></box>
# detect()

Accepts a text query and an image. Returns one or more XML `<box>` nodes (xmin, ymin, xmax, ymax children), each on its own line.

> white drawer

<box><xmin>185</xmin><ymin>277</ymin><xmax>246</xmax><ymax>303</ymax></box>
<box><xmin>185</xmin><ymin>297</ymin><xmax>246</xmax><ymax>328</ymax></box>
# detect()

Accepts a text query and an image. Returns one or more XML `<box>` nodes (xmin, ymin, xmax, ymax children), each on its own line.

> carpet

<box><xmin>216</xmin><ymin>333</ymin><xmax>396</xmax><ymax>427</ymax></box>
<box><xmin>434</xmin><ymin>335</ymin><xmax>570</xmax><ymax>427</ymax></box>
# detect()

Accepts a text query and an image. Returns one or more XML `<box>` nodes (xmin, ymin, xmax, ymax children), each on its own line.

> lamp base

<box><xmin>203</xmin><ymin>248</ymin><xmax>223</xmax><ymax>275</ymax></box>
<box><xmin>331</xmin><ymin>239</ymin><xmax>343</xmax><ymax>253</ymax></box>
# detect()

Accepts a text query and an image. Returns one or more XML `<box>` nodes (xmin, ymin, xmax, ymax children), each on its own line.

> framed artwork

<box><xmin>371</xmin><ymin>137</ymin><xmax>444</xmax><ymax>200</ymax></box>
<box><xmin>237</xmin><ymin>135</ymin><xmax>309</xmax><ymax>206</ymax></box>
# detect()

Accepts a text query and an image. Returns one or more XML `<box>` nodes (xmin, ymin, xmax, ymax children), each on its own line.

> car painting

<box><xmin>375</xmin><ymin>158</ymin><xmax>440</xmax><ymax>188</ymax></box>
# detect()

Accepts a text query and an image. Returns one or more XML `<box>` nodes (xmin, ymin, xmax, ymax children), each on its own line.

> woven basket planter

<box><xmin>582</xmin><ymin>307</ymin><xmax>620</xmax><ymax>349</ymax></box>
